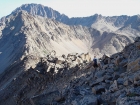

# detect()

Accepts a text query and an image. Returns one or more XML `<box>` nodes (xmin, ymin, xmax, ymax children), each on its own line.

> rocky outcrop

<box><xmin>0</xmin><ymin>52</ymin><xmax>93</xmax><ymax>105</ymax></box>
<box><xmin>124</xmin><ymin>37</ymin><xmax>140</xmax><ymax>72</ymax></box>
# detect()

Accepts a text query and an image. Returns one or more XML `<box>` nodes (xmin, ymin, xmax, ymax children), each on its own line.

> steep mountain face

<box><xmin>91</xmin><ymin>32</ymin><xmax>133</xmax><ymax>55</ymax></box>
<box><xmin>0</xmin><ymin>17</ymin><xmax>6</xmax><ymax>37</ymax></box>
<box><xmin>12</xmin><ymin>4</ymin><xmax>140</xmax><ymax>35</ymax></box>
<box><xmin>0</xmin><ymin>12</ymin><xmax>27</xmax><ymax>73</ymax></box>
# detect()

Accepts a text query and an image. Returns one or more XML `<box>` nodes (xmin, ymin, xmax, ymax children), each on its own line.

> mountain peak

<box><xmin>12</xmin><ymin>3</ymin><xmax>68</xmax><ymax>19</ymax></box>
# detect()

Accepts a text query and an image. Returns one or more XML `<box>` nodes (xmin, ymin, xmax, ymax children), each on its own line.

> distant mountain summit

<box><xmin>11</xmin><ymin>3</ymin><xmax>69</xmax><ymax>23</ymax></box>
<box><xmin>11</xmin><ymin>4</ymin><xmax>102</xmax><ymax>27</ymax></box>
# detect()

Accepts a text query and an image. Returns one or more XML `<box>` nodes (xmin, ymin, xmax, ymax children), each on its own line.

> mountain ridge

<box><xmin>0</xmin><ymin>10</ymin><xmax>134</xmax><ymax>74</ymax></box>
<box><xmin>10</xmin><ymin>3</ymin><xmax>140</xmax><ymax>37</ymax></box>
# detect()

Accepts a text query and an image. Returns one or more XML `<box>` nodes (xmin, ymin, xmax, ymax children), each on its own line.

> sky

<box><xmin>0</xmin><ymin>0</ymin><xmax>140</xmax><ymax>18</ymax></box>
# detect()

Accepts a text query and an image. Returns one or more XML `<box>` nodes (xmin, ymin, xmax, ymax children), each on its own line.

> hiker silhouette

<box><xmin>93</xmin><ymin>55</ymin><xmax>99</xmax><ymax>69</ymax></box>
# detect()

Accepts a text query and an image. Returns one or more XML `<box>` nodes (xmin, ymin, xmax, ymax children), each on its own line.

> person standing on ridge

<box><xmin>93</xmin><ymin>55</ymin><xmax>98</xmax><ymax>69</ymax></box>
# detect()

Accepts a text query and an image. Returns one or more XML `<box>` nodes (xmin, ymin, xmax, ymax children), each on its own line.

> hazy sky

<box><xmin>0</xmin><ymin>0</ymin><xmax>140</xmax><ymax>18</ymax></box>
